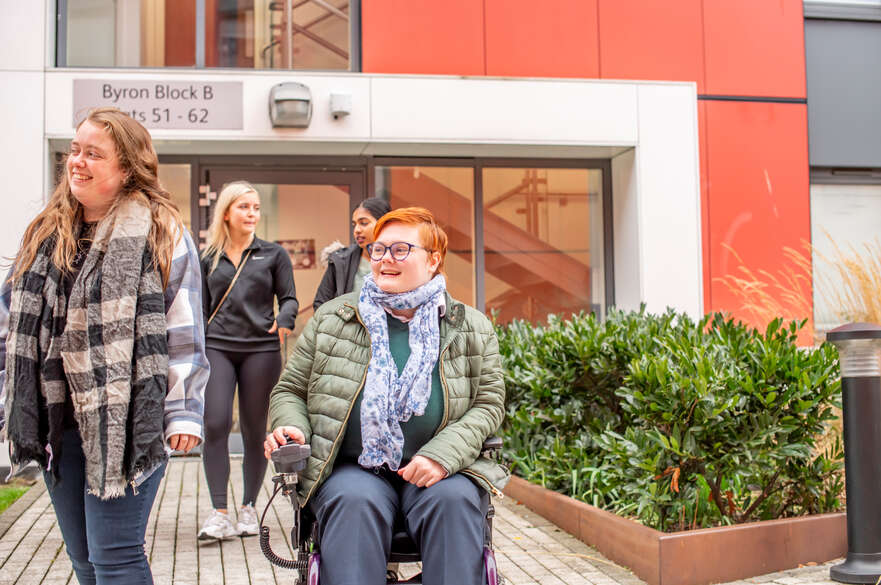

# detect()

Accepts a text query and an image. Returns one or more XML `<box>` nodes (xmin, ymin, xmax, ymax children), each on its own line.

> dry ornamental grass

<box><xmin>813</xmin><ymin>234</ymin><xmax>881</xmax><ymax>326</ymax></box>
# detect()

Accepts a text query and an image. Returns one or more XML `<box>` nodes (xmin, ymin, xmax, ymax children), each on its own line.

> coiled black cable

<box><xmin>259</xmin><ymin>525</ymin><xmax>303</xmax><ymax>570</ymax></box>
<box><xmin>258</xmin><ymin>482</ymin><xmax>304</xmax><ymax>570</ymax></box>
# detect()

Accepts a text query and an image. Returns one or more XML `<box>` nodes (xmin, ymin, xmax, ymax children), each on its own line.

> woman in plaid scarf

<box><xmin>0</xmin><ymin>107</ymin><xmax>209</xmax><ymax>585</ymax></box>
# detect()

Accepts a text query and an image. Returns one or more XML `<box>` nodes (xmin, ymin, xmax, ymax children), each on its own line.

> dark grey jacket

<box><xmin>312</xmin><ymin>244</ymin><xmax>361</xmax><ymax>311</ymax></box>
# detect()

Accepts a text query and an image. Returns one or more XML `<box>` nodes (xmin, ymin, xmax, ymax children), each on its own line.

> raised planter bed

<box><xmin>503</xmin><ymin>476</ymin><xmax>846</xmax><ymax>585</ymax></box>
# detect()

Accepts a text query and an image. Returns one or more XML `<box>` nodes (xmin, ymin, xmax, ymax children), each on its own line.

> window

<box><xmin>57</xmin><ymin>0</ymin><xmax>358</xmax><ymax>70</ymax></box>
<box><xmin>482</xmin><ymin>167</ymin><xmax>605</xmax><ymax>324</ymax></box>
<box><xmin>372</xmin><ymin>160</ymin><xmax>610</xmax><ymax>324</ymax></box>
<box><xmin>375</xmin><ymin>165</ymin><xmax>477</xmax><ymax>306</ymax></box>
<box><xmin>810</xmin><ymin>175</ymin><xmax>881</xmax><ymax>331</ymax></box>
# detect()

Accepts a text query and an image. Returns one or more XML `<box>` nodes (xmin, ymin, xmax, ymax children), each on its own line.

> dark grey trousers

<box><xmin>310</xmin><ymin>462</ymin><xmax>487</xmax><ymax>585</ymax></box>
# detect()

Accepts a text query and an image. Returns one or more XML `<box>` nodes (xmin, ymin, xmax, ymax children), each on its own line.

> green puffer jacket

<box><xmin>268</xmin><ymin>291</ymin><xmax>509</xmax><ymax>506</ymax></box>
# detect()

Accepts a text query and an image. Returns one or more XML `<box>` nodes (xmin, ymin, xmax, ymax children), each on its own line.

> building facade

<box><xmin>1</xmin><ymin>0</ymin><xmax>877</xmax><ymax>336</ymax></box>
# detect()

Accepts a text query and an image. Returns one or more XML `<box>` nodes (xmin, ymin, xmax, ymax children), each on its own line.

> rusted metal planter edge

<box><xmin>503</xmin><ymin>476</ymin><xmax>846</xmax><ymax>585</ymax></box>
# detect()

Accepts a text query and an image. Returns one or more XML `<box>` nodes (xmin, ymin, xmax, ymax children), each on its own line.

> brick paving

<box><xmin>0</xmin><ymin>457</ymin><xmax>846</xmax><ymax>585</ymax></box>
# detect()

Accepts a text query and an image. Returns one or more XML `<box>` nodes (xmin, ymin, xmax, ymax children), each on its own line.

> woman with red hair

<box><xmin>265</xmin><ymin>207</ymin><xmax>508</xmax><ymax>585</ymax></box>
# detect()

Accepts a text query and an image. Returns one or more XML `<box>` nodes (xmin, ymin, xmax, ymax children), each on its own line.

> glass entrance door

<box><xmin>202</xmin><ymin>168</ymin><xmax>366</xmax><ymax>341</ymax></box>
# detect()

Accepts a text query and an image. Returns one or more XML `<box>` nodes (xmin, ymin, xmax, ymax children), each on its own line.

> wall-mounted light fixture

<box><xmin>269</xmin><ymin>82</ymin><xmax>312</xmax><ymax>128</ymax></box>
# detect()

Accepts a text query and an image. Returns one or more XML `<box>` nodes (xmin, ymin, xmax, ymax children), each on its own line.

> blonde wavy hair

<box><xmin>13</xmin><ymin>107</ymin><xmax>184</xmax><ymax>288</ymax></box>
<box><xmin>201</xmin><ymin>181</ymin><xmax>259</xmax><ymax>274</ymax></box>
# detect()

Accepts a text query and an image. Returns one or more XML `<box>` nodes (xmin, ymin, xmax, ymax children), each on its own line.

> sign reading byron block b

<box><xmin>73</xmin><ymin>79</ymin><xmax>243</xmax><ymax>130</ymax></box>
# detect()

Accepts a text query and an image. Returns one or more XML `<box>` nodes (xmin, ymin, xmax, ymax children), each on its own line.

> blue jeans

<box><xmin>44</xmin><ymin>428</ymin><xmax>166</xmax><ymax>585</ymax></box>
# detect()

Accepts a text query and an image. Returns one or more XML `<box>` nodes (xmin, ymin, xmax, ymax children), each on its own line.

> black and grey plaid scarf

<box><xmin>5</xmin><ymin>198</ymin><xmax>169</xmax><ymax>499</ymax></box>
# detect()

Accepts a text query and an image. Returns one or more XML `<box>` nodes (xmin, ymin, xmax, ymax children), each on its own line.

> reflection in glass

<box><xmin>483</xmin><ymin>168</ymin><xmax>604</xmax><ymax>324</ymax></box>
<box><xmin>375</xmin><ymin>166</ymin><xmax>476</xmax><ymax>306</ymax></box>
<box><xmin>158</xmin><ymin>164</ymin><xmax>192</xmax><ymax>231</ymax></box>
<box><xmin>60</xmin><ymin>1</ymin><xmax>352</xmax><ymax>70</ymax></box>
<box><xmin>810</xmin><ymin>183</ymin><xmax>881</xmax><ymax>332</ymax></box>
<box><xmin>65</xmin><ymin>0</ymin><xmax>117</xmax><ymax>67</ymax></box>
<box><xmin>209</xmin><ymin>0</ymin><xmax>351</xmax><ymax>69</ymax></box>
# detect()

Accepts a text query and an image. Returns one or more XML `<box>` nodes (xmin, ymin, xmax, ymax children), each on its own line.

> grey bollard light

<box><xmin>827</xmin><ymin>322</ymin><xmax>881</xmax><ymax>583</ymax></box>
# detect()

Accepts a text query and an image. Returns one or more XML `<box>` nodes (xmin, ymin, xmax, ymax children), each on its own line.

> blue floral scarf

<box><xmin>357</xmin><ymin>273</ymin><xmax>447</xmax><ymax>469</ymax></box>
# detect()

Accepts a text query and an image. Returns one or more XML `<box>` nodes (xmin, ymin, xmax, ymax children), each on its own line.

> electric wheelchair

<box><xmin>260</xmin><ymin>437</ymin><xmax>505</xmax><ymax>585</ymax></box>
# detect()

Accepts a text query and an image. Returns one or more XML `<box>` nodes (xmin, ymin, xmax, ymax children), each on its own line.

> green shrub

<box><xmin>497</xmin><ymin>307</ymin><xmax>843</xmax><ymax>532</ymax></box>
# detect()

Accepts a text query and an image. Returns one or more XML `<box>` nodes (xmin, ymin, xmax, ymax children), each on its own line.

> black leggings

<box><xmin>203</xmin><ymin>348</ymin><xmax>282</xmax><ymax>509</ymax></box>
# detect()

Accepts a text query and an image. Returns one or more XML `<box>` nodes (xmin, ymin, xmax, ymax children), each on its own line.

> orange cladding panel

<box><xmin>705</xmin><ymin>101</ymin><xmax>811</xmax><ymax>330</ymax></box>
<box><xmin>598</xmin><ymin>0</ymin><xmax>705</xmax><ymax>89</ymax></box>
<box><xmin>361</xmin><ymin>0</ymin><xmax>485</xmax><ymax>75</ymax></box>
<box><xmin>703</xmin><ymin>0</ymin><xmax>806</xmax><ymax>97</ymax></box>
<box><xmin>485</xmin><ymin>0</ymin><xmax>599</xmax><ymax>78</ymax></box>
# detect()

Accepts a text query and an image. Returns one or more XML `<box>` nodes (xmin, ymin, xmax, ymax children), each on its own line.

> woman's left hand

<box><xmin>268</xmin><ymin>321</ymin><xmax>293</xmax><ymax>345</ymax></box>
<box><xmin>169</xmin><ymin>434</ymin><xmax>201</xmax><ymax>453</ymax></box>
<box><xmin>398</xmin><ymin>455</ymin><xmax>447</xmax><ymax>488</ymax></box>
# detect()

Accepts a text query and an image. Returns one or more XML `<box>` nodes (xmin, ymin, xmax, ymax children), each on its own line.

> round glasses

<box><xmin>366</xmin><ymin>242</ymin><xmax>433</xmax><ymax>262</ymax></box>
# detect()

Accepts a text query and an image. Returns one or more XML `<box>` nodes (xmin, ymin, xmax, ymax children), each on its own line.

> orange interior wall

<box><xmin>703</xmin><ymin>0</ymin><xmax>806</xmax><ymax>97</ymax></box>
<box><xmin>361</xmin><ymin>0</ymin><xmax>485</xmax><ymax>75</ymax></box>
<box><xmin>705</xmin><ymin>101</ymin><xmax>811</xmax><ymax>325</ymax></box>
<box><xmin>205</xmin><ymin>0</ymin><xmax>217</xmax><ymax>67</ymax></box>
<box><xmin>597</xmin><ymin>0</ymin><xmax>706</xmax><ymax>89</ymax></box>
<box><xmin>484</xmin><ymin>0</ymin><xmax>599</xmax><ymax>78</ymax></box>
<box><xmin>165</xmin><ymin>0</ymin><xmax>196</xmax><ymax>66</ymax></box>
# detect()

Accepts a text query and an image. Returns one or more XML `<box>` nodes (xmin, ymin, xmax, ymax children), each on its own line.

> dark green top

<box><xmin>339</xmin><ymin>313</ymin><xmax>444</xmax><ymax>464</ymax></box>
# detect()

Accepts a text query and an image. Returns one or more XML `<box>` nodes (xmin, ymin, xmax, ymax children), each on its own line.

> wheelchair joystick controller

<box><xmin>260</xmin><ymin>442</ymin><xmax>311</xmax><ymax>574</ymax></box>
<box><xmin>271</xmin><ymin>441</ymin><xmax>311</xmax><ymax>491</ymax></box>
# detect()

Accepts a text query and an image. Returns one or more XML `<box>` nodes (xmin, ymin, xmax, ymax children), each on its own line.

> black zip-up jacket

<box><xmin>201</xmin><ymin>237</ymin><xmax>298</xmax><ymax>352</ymax></box>
<box><xmin>312</xmin><ymin>243</ymin><xmax>362</xmax><ymax>310</ymax></box>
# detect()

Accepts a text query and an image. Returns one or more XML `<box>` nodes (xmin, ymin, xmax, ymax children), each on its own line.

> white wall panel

<box><xmin>370</xmin><ymin>77</ymin><xmax>638</xmax><ymax>145</ymax></box>
<box><xmin>0</xmin><ymin>1</ymin><xmax>45</xmax><ymax>71</ymax></box>
<box><xmin>0</xmin><ymin>72</ymin><xmax>46</xmax><ymax>264</ymax></box>
<box><xmin>634</xmin><ymin>84</ymin><xmax>702</xmax><ymax>316</ymax></box>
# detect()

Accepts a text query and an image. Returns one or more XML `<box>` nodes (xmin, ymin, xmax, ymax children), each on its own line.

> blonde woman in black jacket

<box><xmin>198</xmin><ymin>181</ymin><xmax>298</xmax><ymax>540</ymax></box>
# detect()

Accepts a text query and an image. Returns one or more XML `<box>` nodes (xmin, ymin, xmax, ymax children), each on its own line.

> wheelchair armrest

<box><xmin>481</xmin><ymin>436</ymin><xmax>503</xmax><ymax>454</ymax></box>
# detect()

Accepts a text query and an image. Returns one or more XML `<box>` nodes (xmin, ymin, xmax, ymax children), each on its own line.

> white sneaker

<box><xmin>236</xmin><ymin>504</ymin><xmax>259</xmax><ymax>537</ymax></box>
<box><xmin>198</xmin><ymin>510</ymin><xmax>238</xmax><ymax>541</ymax></box>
